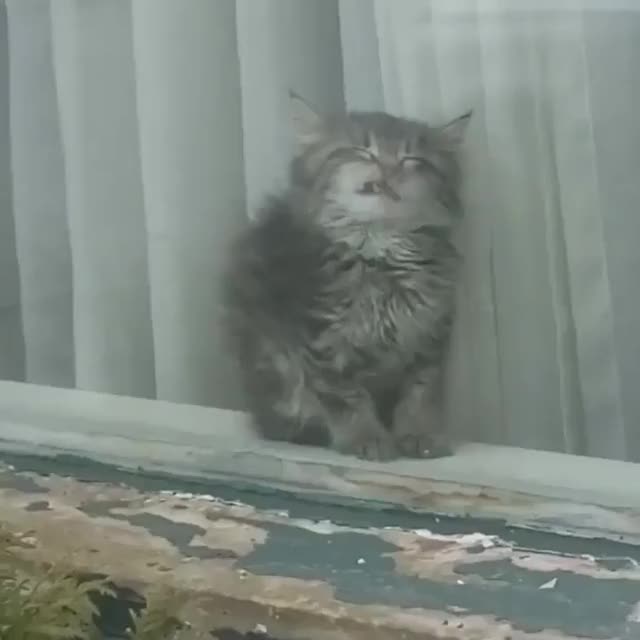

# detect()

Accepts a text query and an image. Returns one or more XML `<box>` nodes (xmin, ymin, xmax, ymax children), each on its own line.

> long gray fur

<box><xmin>223</xmin><ymin>95</ymin><xmax>470</xmax><ymax>461</ymax></box>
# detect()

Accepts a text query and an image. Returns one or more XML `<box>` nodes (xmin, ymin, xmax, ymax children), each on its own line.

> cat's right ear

<box><xmin>289</xmin><ymin>90</ymin><xmax>324</xmax><ymax>146</ymax></box>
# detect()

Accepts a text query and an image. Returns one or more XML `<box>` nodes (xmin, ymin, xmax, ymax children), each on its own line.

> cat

<box><xmin>223</xmin><ymin>93</ymin><xmax>470</xmax><ymax>461</ymax></box>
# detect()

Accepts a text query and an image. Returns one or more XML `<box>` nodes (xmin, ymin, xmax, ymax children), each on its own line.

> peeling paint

<box><xmin>80</xmin><ymin>501</ymin><xmax>241</xmax><ymax>561</ymax></box>
<box><xmin>0</xmin><ymin>470</ymin><xmax>48</xmax><ymax>493</ymax></box>
<box><xmin>7</xmin><ymin>450</ymin><xmax>640</xmax><ymax>559</ymax></box>
<box><xmin>239</xmin><ymin>522</ymin><xmax>640</xmax><ymax>638</ymax></box>
<box><xmin>2</xmin><ymin>456</ymin><xmax>640</xmax><ymax>639</ymax></box>
<box><xmin>25</xmin><ymin>500</ymin><xmax>51</xmax><ymax>511</ymax></box>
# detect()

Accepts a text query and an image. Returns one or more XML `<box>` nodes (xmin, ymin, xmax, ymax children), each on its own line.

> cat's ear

<box><xmin>289</xmin><ymin>90</ymin><xmax>324</xmax><ymax>146</ymax></box>
<box><xmin>439</xmin><ymin>110</ymin><xmax>472</xmax><ymax>148</ymax></box>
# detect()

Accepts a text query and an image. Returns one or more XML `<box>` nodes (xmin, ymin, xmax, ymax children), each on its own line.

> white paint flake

<box><xmin>414</xmin><ymin>529</ymin><xmax>499</xmax><ymax>548</ymax></box>
<box><xmin>538</xmin><ymin>577</ymin><xmax>558</xmax><ymax>590</ymax></box>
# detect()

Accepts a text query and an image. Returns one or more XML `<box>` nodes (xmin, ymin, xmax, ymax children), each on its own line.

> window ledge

<box><xmin>1</xmin><ymin>380</ymin><xmax>639</xmax><ymax>541</ymax></box>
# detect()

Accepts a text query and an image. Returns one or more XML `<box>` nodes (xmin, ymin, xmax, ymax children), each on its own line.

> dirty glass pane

<box><xmin>1</xmin><ymin>0</ymin><xmax>640</xmax><ymax>462</ymax></box>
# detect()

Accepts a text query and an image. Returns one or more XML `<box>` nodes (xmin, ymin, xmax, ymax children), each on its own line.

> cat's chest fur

<box><xmin>318</xmin><ymin>227</ymin><xmax>457</xmax><ymax>369</ymax></box>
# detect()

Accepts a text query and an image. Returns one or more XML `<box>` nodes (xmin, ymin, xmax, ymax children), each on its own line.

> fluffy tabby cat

<box><xmin>224</xmin><ymin>93</ymin><xmax>470</xmax><ymax>461</ymax></box>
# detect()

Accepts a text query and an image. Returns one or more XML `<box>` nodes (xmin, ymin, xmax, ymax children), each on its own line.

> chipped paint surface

<box><xmin>1</xmin><ymin>457</ymin><xmax>640</xmax><ymax>640</ymax></box>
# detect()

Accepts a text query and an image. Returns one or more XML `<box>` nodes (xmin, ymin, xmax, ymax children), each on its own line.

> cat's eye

<box><xmin>359</xmin><ymin>181</ymin><xmax>379</xmax><ymax>194</ymax></box>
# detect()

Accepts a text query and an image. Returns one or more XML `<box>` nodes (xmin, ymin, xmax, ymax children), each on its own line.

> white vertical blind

<box><xmin>236</xmin><ymin>0</ymin><xmax>344</xmax><ymax>218</ymax></box>
<box><xmin>131</xmin><ymin>0</ymin><xmax>245</xmax><ymax>406</ymax></box>
<box><xmin>50</xmin><ymin>0</ymin><xmax>155</xmax><ymax>397</ymax></box>
<box><xmin>4</xmin><ymin>0</ymin><xmax>70</xmax><ymax>386</ymax></box>
<box><xmin>0</xmin><ymin>1</ymin><xmax>22</xmax><ymax>384</ymax></box>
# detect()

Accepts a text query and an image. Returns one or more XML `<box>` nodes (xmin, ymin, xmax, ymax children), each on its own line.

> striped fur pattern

<box><xmin>224</xmin><ymin>95</ymin><xmax>470</xmax><ymax>460</ymax></box>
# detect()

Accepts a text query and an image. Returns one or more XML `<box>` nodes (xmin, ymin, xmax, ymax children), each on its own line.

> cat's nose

<box><xmin>378</xmin><ymin>180</ymin><xmax>401</xmax><ymax>201</ymax></box>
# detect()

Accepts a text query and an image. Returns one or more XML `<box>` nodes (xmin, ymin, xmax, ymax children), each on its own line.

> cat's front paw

<box><xmin>337</xmin><ymin>432</ymin><xmax>398</xmax><ymax>462</ymax></box>
<box><xmin>395</xmin><ymin>433</ymin><xmax>452</xmax><ymax>459</ymax></box>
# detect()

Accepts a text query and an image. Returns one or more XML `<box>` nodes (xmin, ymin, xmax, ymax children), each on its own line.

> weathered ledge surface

<box><xmin>1</xmin><ymin>456</ymin><xmax>640</xmax><ymax>640</ymax></box>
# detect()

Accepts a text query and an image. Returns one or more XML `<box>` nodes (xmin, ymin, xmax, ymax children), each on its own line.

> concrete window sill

<box><xmin>0</xmin><ymin>380</ymin><xmax>639</xmax><ymax>541</ymax></box>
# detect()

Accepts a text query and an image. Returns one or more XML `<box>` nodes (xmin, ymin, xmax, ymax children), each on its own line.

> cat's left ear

<box><xmin>289</xmin><ymin>90</ymin><xmax>324</xmax><ymax>146</ymax></box>
<box><xmin>439</xmin><ymin>110</ymin><xmax>472</xmax><ymax>148</ymax></box>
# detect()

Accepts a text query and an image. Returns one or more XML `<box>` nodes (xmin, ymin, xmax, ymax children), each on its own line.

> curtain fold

<box><xmin>539</xmin><ymin>7</ymin><xmax>626</xmax><ymax>458</ymax></box>
<box><xmin>131</xmin><ymin>0</ymin><xmax>245</xmax><ymax>407</ymax></box>
<box><xmin>7</xmin><ymin>0</ymin><xmax>73</xmax><ymax>389</ymax></box>
<box><xmin>236</xmin><ymin>0</ymin><xmax>344</xmax><ymax>218</ymax></box>
<box><xmin>579</xmin><ymin>10</ymin><xmax>640</xmax><ymax>458</ymax></box>
<box><xmin>50</xmin><ymin>0</ymin><xmax>156</xmax><ymax>399</ymax></box>
<box><xmin>1</xmin><ymin>0</ymin><xmax>639</xmax><ymax>460</ymax></box>
<box><xmin>0</xmin><ymin>0</ymin><xmax>24</xmax><ymax>384</ymax></box>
